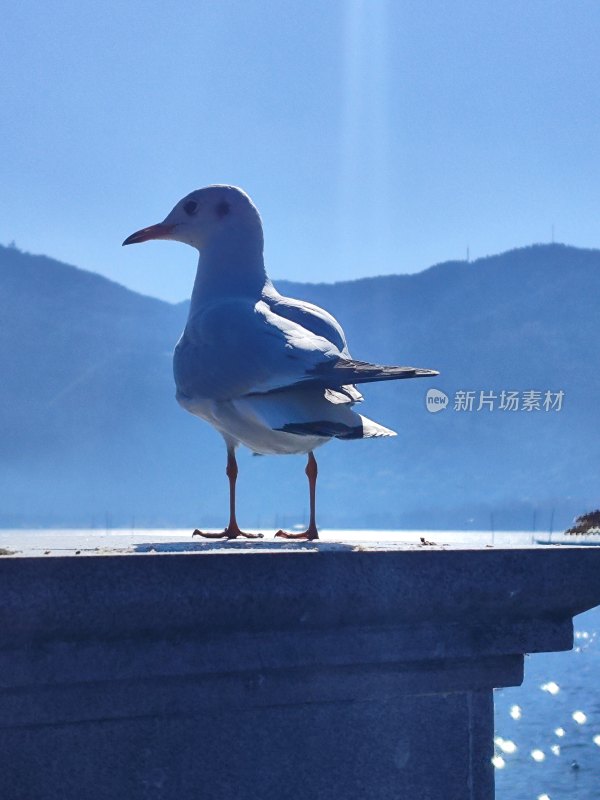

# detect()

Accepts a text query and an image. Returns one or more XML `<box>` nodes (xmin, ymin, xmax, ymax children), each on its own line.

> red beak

<box><xmin>122</xmin><ymin>223</ymin><xmax>177</xmax><ymax>246</ymax></box>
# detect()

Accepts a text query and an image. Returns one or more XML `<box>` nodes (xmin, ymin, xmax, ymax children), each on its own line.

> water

<box><xmin>1</xmin><ymin>528</ymin><xmax>599</xmax><ymax>797</ymax></box>
<box><xmin>494</xmin><ymin>604</ymin><xmax>600</xmax><ymax>799</ymax></box>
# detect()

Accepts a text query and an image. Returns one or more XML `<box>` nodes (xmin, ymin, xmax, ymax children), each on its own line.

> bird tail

<box><xmin>357</xmin><ymin>414</ymin><xmax>397</xmax><ymax>438</ymax></box>
<box><xmin>276</xmin><ymin>414</ymin><xmax>395</xmax><ymax>440</ymax></box>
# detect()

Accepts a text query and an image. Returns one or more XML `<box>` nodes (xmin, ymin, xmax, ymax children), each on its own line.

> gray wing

<box><xmin>175</xmin><ymin>291</ymin><xmax>438</xmax><ymax>403</ymax></box>
<box><xmin>262</xmin><ymin>281</ymin><xmax>349</xmax><ymax>353</ymax></box>
<box><xmin>262</xmin><ymin>282</ymin><xmax>363</xmax><ymax>403</ymax></box>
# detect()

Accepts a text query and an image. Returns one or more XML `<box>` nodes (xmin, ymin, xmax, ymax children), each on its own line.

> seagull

<box><xmin>123</xmin><ymin>185</ymin><xmax>438</xmax><ymax>540</ymax></box>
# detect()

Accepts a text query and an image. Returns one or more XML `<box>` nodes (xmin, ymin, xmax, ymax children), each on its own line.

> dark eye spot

<box><xmin>215</xmin><ymin>200</ymin><xmax>230</xmax><ymax>219</ymax></box>
<box><xmin>184</xmin><ymin>200</ymin><xmax>198</xmax><ymax>215</ymax></box>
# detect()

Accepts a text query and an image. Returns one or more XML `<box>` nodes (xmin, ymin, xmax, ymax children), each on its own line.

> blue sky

<box><xmin>1</xmin><ymin>0</ymin><xmax>599</xmax><ymax>301</ymax></box>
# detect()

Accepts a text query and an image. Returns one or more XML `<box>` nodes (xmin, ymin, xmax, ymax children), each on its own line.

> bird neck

<box><xmin>189</xmin><ymin>224</ymin><xmax>267</xmax><ymax>309</ymax></box>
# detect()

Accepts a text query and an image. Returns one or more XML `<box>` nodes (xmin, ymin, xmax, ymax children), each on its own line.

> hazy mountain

<box><xmin>1</xmin><ymin>242</ymin><xmax>598</xmax><ymax>531</ymax></box>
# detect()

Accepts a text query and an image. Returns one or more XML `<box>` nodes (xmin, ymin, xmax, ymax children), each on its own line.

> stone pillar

<box><xmin>1</xmin><ymin>543</ymin><xmax>599</xmax><ymax>799</ymax></box>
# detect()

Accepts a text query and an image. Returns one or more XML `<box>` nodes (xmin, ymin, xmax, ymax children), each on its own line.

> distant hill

<box><xmin>1</xmin><ymin>242</ymin><xmax>598</xmax><ymax>531</ymax></box>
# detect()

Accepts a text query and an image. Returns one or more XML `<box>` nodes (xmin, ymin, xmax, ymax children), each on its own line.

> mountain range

<box><xmin>1</xmin><ymin>242</ymin><xmax>598</xmax><ymax>531</ymax></box>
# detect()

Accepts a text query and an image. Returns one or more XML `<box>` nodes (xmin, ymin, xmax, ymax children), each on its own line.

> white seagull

<box><xmin>123</xmin><ymin>185</ymin><xmax>438</xmax><ymax>540</ymax></box>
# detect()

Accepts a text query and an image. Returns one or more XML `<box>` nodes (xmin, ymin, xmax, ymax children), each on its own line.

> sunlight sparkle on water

<box><xmin>509</xmin><ymin>704</ymin><xmax>522</xmax><ymax>720</ymax></box>
<box><xmin>574</xmin><ymin>631</ymin><xmax>590</xmax><ymax>639</ymax></box>
<box><xmin>540</xmin><ymin>681</ymin><xmax>560</xmax><ymax>695</ymax></box>
<box><xmin>593</xmin><ymin>734</ymin><xmax>600</xmax><ymax>747</ymax></box>
<box><xmin>491</xmin><ymin>755</ymin><xmax>506</xmax><ymax>769</ymax></box>
<box><xmin>494</xmin><ymin>737</ymin><xmax>517</xmax><ymax>754</ymax></box>
<box><xmin>550</xmin><ymin>745</ymin><xmax>561</xmax><ymax>756</ymax></box>
<box><xmin>573</xmin><ymin>628</ymin><xmax>595</xmax><ymax>653</ymax></box>
<box><xmin>572</xmin><ymin>710</ymin><xmax>587</xmax><ymax>724</ymax></box>
<box><xmin>531</xmin><ymin>749</ymin><xmax>546</xmax><ymax>762</ymax></box>
<box><xmin>554</xmin><ymin>727</ymin><xmax>565</xmax><ymax>737</ymax></box>
<box><xmin>537</xmin><ymin>794</ymin><xmax>551</xmax><ymax>800</ymax></box>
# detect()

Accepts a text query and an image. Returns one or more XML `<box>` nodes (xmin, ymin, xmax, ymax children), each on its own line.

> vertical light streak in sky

<box><xmin>339</xmin><ymin>0</ymin><xmax>394</xmax><ymax>275</ymax></box>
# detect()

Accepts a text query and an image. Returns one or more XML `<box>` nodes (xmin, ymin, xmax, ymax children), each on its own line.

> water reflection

<box><xmin>495</xmin><ymin>605</ymin><xmax>599</xmax><ymax>799</ymax></box>
<box><xmin>510</xmin><ymin>704</ymin><xmax>522</xmax><ymax>720</ymax></box>
<box><xmin>541</xmin><ymin>681</ymin><xmax>560</xmax><ymax>695</ymax></box>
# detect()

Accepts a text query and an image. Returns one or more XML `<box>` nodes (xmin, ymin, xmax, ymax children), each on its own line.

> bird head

<box><xmin>122</xmin><ymin>185</ymin><xmax>263</xmax><ymax>252</ymax></box>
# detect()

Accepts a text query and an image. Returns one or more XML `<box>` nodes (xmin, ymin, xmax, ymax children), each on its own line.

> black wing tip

<box><xmin>305</xmin><ymin>360</ymin><xmax>441</xmax><ymax>387</ymax></box>
<box><xmin>336</xmin><ymin>359</ymin><xmax>439</xmax><ymax>376</ymax></box>
<box><xmin>384</xmin><ymin>366</ymin><xmax>440</xmax><ymax>379</ymax></box>
<box><xmin>276</xmin><ymin>421</ymin><xmax>364</xmax><ymax>439</ymax></box>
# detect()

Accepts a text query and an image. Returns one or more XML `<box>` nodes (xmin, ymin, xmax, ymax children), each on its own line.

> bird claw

<box><xmin>192</xmin><ymin>528</ymin><xmax>264</xmax><ymax>540</ymax></box>
<box><xmin>274</xmin><ymin>528</ymin><xmax>319</xmax><ymax>541</ymax></box>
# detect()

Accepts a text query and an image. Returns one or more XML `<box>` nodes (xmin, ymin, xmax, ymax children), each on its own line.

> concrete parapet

<box><xmin>1</xmin><ymin>541</ymin><xmax>599</xmax><ymax>799</ymax></box>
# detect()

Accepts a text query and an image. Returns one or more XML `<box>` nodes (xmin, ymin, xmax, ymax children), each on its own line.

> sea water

<box><xmin>494</xmin><ymin>604</ymin><xmax>600</xmax><ymax>800</ymax></box>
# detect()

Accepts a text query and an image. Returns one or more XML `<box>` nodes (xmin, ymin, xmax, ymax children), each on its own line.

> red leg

<box><xmin>275</xmin><ymin>452</ymin><xmax>319</xmax><ymax>540</ymax></box>
<box><xmin>193</xmin><ymin>447</ymin><xmax>263</xmax><ymax>539</ymax></box>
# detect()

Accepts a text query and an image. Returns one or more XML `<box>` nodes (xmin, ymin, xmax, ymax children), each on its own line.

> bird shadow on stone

<box><xmin>133</xmin><ymin>540</ymin><xmax>356</xmax><ymax>553</ymax></box>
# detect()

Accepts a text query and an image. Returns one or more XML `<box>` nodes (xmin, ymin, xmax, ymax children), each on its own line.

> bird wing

<box><xmin>262</xmin><ymin>283</ymin><xmax>363</xmax><ymax>403</ymax></box>
<box><xmin>262</xmin><ymin>282</ymin><xmax>349</xmax><ymax>354</ymax></box>
<box><xmin>174</xmin><ymin>296</ymin><xmax>438</xmax><ymax>402</ymax></box>
<box><xmin>174</xmin><ymin>297</ymin><xmax>342</xmax><ymax>401</ymax></box>
<box><xmin>256</xmin><ymin>290</ymin><xmax>439</xmax><ymax>391</ymax></box>
<box><xmin>300</xmin><ymin>359</ymin><xmax>439</xmax><ymax>388</ymax></box>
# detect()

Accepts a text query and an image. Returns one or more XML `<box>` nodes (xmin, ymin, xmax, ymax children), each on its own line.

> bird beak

<box><xmin>122</xmin><ymin>223</ymin><xmax>177</xmax><ymax>246</ymax></box>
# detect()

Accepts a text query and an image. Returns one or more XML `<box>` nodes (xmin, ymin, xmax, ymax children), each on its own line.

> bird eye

<box><xmin>215</xmin><ymin>200</ymin><xmax>230</xmax><ymax>218</ymax></box>
<box><xmin>183</xmin><ymin>200</ymin><xmax>198</xmax><ymax>215</ymax></box>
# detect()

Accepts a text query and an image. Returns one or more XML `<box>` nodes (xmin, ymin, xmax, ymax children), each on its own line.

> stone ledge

<box><xmin>0</xmin><ymin>617</ymin><xmax>571</xmax><ymax>689</ymax></box>
<box><xmin>0</xmin><ymin>656</ymin><xmax>524</xmax><ymax>728</ymax></box>
<box><xmin>1</xmin><ymin>545</ymin><xmax>599</xmax><ymax>643</ymax></box>
<box><xmin>1</xmin><ymin>543</ymin><xmax>599</xmax><ymax>800</ymax></box>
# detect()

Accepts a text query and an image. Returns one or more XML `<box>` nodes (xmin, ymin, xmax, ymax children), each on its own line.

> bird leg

<box><xmin>193</xmin><ymin>448</ymin><xmax>263</xmax><ymax>539</ymax></box>
<box><xmin>275</xmin><ymin>452</ymin><xmax>319</xmax><ymax>540</ymax></box>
